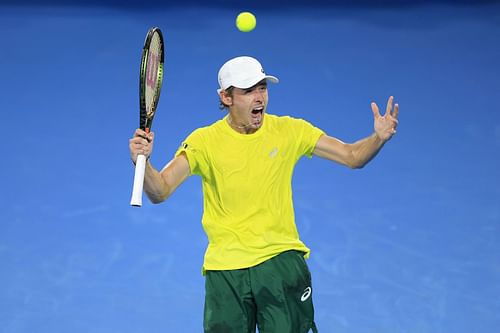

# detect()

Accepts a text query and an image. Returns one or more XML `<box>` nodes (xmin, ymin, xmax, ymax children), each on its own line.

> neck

<box><xmin>227</xmin><ymin>114</ymin><xmax>259</xmax><ymax>134</ymax></box>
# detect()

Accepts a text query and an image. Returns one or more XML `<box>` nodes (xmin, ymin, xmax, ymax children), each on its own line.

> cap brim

<box><xmin>265</xmin><ymin>75</ymin><xmax>279</xmax><ymax>84</ymax></box>
<box><xmin>217</xmin><ymin>75</ymin><xmax>279</xmax><ymax>94</ymax></box>
<box><xmin>234</xmin><ymin>75</ymin><xmax>279</xmax><ymax>89</ymax></box>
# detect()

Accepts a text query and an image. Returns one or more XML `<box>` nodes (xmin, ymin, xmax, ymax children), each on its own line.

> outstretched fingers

<box><xmin>393</xmin><ymin>103</ymin><xmax>399</xmax><ymax>119</ymax></box>
<box><xmin>371</xmin><ymin>102</ymin><xmax>381</xmax><ymax>118</ymax></box>
<box><xmin>385</xmin><ymin>96</ymin><xmax>394</xmax><ymax>117</ymax></box>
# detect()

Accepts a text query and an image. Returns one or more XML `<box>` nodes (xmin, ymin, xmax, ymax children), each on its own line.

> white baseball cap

<box><xmin>217</xmin><ymin>56</ymin><xmax>279</xmax><ymax>94</ymax></box>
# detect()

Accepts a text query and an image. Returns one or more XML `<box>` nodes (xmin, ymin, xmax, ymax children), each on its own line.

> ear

<box><xmin>220</xmin><ymin>90</ymin><xmax>233</xmax><ymax>106</ymax></box>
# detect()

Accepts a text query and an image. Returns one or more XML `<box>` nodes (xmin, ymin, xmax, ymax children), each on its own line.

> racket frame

<box><xmin>130</xmin><ymin>27</ymin><xmax>164</xmax><ymax>207</ymax></box>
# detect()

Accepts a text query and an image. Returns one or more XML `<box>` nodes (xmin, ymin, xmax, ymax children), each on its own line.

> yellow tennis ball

<box><xmin>236</xmin><ymin>12</ymin><xmax>256</xmax><ymax>32</ymax></box>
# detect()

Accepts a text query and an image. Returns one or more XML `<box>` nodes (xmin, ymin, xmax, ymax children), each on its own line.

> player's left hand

<box><xmin>371</xmin><ymin>96</ymin><xmax>399</xmax><ymax>142</ymax></box>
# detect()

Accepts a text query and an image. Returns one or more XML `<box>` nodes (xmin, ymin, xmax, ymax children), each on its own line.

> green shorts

<box><xmin>204</xmin><ymin>250</ymin><xmax>318</xmax><ymax>333</ymax></box>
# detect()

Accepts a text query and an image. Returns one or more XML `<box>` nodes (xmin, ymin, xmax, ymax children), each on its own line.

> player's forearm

<box><xmin>348</xmin><ymin>132</ymin><xmax>386</xmax><ymax>168</ymax></box>
<box><xmin>143</xmin><ymin>161</ymin><xmax>172</xmax><ymax>203</ymax></box>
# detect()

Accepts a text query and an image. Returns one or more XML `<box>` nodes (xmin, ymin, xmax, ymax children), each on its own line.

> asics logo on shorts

<box><xmin>301</xmin><ymin>287</ymin><xmax>312</xmax><ymax>302</ymax></box>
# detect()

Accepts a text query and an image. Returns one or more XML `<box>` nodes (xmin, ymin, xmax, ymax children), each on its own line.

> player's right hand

<box><xmin>129</xmin><ymin>128</ymin><xmax>155</xmax><ymax>164</ymax></box>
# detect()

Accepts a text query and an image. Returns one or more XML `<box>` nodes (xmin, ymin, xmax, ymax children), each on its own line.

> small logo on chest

<box><xmin>269</xmin><ymin>147</ymin><xmax>279</xmax><ymax>158</ymax></box>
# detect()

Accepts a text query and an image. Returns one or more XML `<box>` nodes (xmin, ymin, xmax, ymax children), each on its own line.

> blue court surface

<box><xmin>1</xmin><ymin>0</ymin><xmax>499</xmax><ymax>332</ymax></box>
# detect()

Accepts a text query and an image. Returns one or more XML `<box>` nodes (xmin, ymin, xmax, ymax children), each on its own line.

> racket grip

<box><xmin>130</xmin><ymin>154</ymin><xmax>147</xmax><ymax>207</ymax></box>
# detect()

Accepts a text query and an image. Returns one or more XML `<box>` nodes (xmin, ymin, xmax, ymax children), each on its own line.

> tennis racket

<box><xmin>130</xmin><ymin>27</ymin><xmax>164</xmax><ymax>207</ymax></box>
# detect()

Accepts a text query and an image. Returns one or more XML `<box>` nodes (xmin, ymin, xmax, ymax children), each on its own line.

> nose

<box><xmin>253</xmin><ymin>89</ymin><xmax>265</xmax><ymax>102</ymax></box>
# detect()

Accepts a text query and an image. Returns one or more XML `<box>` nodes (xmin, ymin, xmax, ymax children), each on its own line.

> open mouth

<box><xmin>251</xmin><ymin>106</ymin><xmax>264</xmax><ymax>125</ymax></box>
<box><xmin>251</xmin><ymin>106</ymin><xmax>264</xmax><ymax>114</ymax></box>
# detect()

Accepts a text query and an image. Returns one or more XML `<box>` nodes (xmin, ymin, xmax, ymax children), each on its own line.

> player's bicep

<box><xmin>159</xmin><ymin>153</ymin><xmax>191</xmax><ymax>194</ymax></box>
<box><xmin>312</xmin><ymin>134</ymin><xmax>355</xmax><ymax>167</ymax></box>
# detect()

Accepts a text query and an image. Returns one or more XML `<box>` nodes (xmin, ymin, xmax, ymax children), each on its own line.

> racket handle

<box><xmin>130</xmin><ymin>154</ymin><xmax>147</xmax><ymax>207</ymax></box>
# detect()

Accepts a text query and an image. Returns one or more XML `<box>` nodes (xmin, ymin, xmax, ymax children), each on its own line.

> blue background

<box><xmin>1</xmin><ymin>1</ymin><xmax>499</xmax><ymax>332</ymax></box>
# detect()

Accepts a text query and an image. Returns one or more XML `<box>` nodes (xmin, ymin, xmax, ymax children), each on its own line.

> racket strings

<box><xmin>144</xmin><ymin>32</ymin><xmax>163</xmax><ymax>119</ymax></box>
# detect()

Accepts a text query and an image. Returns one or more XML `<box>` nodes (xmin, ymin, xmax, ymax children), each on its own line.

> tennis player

<box><xmin>129</xmin><ymin>56</ymin><xmax>399</xmax><ymax>333</ymax></box>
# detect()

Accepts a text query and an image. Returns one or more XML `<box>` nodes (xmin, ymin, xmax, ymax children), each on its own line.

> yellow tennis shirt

<box><xmin>175</xmin><ymin>114</ymin><xmax>324</xmax><ymax>272</ymax></box>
